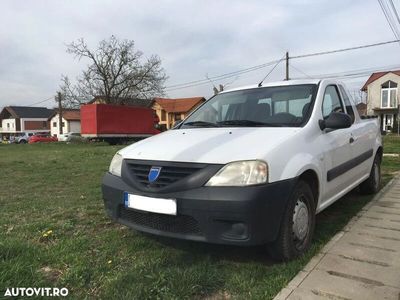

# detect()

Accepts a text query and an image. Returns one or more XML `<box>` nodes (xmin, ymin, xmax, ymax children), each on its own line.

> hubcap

<box><xmin>293</xmin><ymin>199</ymin><xmax>309</xmax><ymax>241</ymax></box>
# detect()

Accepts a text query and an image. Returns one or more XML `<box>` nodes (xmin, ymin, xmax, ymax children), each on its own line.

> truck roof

<box><xmin>221</xmin><ymin>79</ymin><xmax>322</xmax><ymax>94</ymax></box>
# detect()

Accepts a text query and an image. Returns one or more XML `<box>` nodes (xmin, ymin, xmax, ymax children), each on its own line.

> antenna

<box><xmin>258</xmin><ymin>54</ymin><xmax>286</xmax><ymax>87</ymax></box>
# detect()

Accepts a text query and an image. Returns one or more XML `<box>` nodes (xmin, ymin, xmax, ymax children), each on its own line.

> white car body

<box><xmin>58</xmin><ymin>132</ymin><xmax>79</xmax><ymax>142</ymax></box>
<box><xmin>103</xmin><ymin>78</ymin><xmax>382</xmax><ymax>260</ymax></box>
<box><xmin>118</xmin><ymin>79</ymin><xmax>381</xmax><ymax>213</ymax></box>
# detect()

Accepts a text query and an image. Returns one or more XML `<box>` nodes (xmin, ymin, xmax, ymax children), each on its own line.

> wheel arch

<box><xmin>298</xmin><ymin>169</ymin><xmax>320</xmax><ymax>210</ymax></box>
<box><xmin>376</xmin><ymin>146</ymin><xmax>383</xmax><ymax>162</ymax></box>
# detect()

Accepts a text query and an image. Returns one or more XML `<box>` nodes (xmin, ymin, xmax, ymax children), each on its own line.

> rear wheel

<box><xmin>359</xmin><ymin>154</ymin><xmax>381</xmax><ymax>194</ymax></box>
<box><xmin>268</xmin><ymin>180</ymin><xmax>316</xmax><ymax>261</ymax></box>
<box><xmin>19</xmin><ymin>139</ymin><xmax>27</xmax><ymax>144</ymax></box>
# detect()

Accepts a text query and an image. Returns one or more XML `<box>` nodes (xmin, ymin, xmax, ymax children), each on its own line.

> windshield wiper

<box><xmin>217</xmin><ymin>120</ymin><xmax>283</xmax><ymax>127</ymax></box>
<box><xmin>184</xmin><ymin>121</ymin><xmax>220</xmax><ymax>127</ymax></box>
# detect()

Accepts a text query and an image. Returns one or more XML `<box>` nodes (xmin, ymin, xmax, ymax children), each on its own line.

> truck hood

<box><xmin>119</xmin><ymin>127</ymin><xmax>300</xmax><ymax>164</ymax></box>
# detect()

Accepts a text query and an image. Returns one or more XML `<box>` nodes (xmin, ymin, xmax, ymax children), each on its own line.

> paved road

<box><xmin>275</xmin><ymin>176</ymin><xmax>400</xmax><ymax>300</ymax></box>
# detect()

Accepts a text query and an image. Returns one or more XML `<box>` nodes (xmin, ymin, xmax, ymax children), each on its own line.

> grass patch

<box><xmin>0</xmin><ymin>142</ymin><xmax>398</xmax><ymax>299</ymax></box>
<box><xmin>383</xmin><ymin>134</ymin><xmax>400</xmax><ymax>153</ymax></box>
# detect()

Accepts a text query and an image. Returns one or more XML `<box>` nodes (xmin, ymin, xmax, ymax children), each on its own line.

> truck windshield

<box><xmin>182</xmin><ymin>84</ymin><xmax>317</xmax><ymax>128</ymax></box>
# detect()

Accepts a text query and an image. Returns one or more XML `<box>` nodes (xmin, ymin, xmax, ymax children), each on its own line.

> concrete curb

<box><xmin>273</xmin><ymin>174</ymin><xmax>399</xmax><ymax>300</ymax></box>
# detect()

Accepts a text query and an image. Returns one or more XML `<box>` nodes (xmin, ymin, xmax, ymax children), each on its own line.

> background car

<box><xmin>16</xmin><ymin>132</ymin><xmax>34</xmax><ymax>144</ymax></box>
<box><xmin>58</xmin><ymin>132</ymin><xmax>80</xmax><ymax>142</ymax></box>
<box><xmin>28</xmin><ymin>134</ymin><xmax>58</xmax><ymax>144</ymax></box>
<box><xmin>65</xmin><ymin>132</ymin><xmax>86</xmax><ymax>143</ymax></box>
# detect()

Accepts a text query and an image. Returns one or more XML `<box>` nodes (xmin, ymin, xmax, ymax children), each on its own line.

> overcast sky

<box><xmin>1</xmin><ymin>0</ymin><xmax>399</xmax><ymax>108</ymax></box>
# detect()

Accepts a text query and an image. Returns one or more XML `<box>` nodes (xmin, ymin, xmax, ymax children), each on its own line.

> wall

<box><xmin>50</xmin><ymin>115</ymin><xmax>67</xmax><ymax>137</ymax></box>
<box><xmin>1</xmin><ymin>118</ymin><xmax>16</xmax><ymax>133</ymax></box>
<box><xmin>69</xmin><ymin>121</ymin><xmax>81</xmax><ymax>133</ymax></box>
<box><xmin>367</xmin><ymin>73</ymin><xmax>400</xmax><ymax>115</ymax></box>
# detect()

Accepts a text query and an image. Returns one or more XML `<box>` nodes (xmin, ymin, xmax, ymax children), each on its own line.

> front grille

<box><xmin>127</xmin><ymin>162</ymin><xmax>203</xmax><ymax>188</ymax></box>
<box><xmin>119</xmin><ymin>206</ymin><xmax>202</xmax><ymax>235</ymax></box>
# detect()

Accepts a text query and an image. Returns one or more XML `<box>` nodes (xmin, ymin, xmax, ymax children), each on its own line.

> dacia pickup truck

<box><xmin>102</xmin><ymin>79</ymin><xmax>382</xmax><ymax>260</ymax></box>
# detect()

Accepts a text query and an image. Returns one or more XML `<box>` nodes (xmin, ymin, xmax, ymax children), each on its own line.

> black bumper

<box><xmin>102</xmin><ymin>173</ymin><xmax>297</xmax><ymax>246</ymax></box>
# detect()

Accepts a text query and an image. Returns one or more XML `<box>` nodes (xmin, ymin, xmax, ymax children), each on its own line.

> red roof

<box><xmin>361</xmin><ymin>70</ymin><xmax>400</xmax><ymax>91</ymax></box>
<box><xmin>61</xmin><ymin>110</ymin><xmax>80</xmax><ymax>121</ymax></box>
<box><xmin>154</xmin><ymin>97</ymin><xmax>205</xmax><ymax>113</ymax></box>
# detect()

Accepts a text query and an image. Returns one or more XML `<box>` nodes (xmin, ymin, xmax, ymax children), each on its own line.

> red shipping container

<box><xmin>81</xmin><ymin>104</ymin><xmax>159</xmax><ymax>138</ymax></box>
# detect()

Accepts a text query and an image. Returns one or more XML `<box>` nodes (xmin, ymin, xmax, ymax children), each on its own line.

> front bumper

<box><xmin>102</xmin><ymin>172</ymin><xmax>297</xmax><ymax>246</ymax></box>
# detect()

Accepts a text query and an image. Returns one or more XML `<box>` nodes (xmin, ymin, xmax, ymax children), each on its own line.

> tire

<box><xmin>359</xmin><ymin>154</ymin><xmax>381</xmax><ymax>195</ymax></box>
<box><xmin>268</xmin><ymin>180</ymin><xmax>316</xmax><ymax>261</ymax></box>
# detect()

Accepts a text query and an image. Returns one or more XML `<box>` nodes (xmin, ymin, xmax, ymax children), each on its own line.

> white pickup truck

<box><xmin>102</xmin><ymin>79</ymin><xmax>382</xmax><ymax>260</ymax></box>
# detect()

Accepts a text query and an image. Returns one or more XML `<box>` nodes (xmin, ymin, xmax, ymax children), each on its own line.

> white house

<box><xmin>362</xmin><ymin>70</ymin><xmax>400</xmax><ymax>132</ymax></box>
<box><xmin>50</xmin><ymin>109</ymin><xmax>81</xmax><ymax>137</ymax></box>
<box><xmin>0</xmin><ymin>106</ymin><xmax>54</xmax><ymax>138</ymax></box>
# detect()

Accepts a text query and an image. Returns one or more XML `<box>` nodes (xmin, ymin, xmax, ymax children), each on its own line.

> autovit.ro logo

<box><xmin>3</xmin><ymin>287</ymin><xmax>69</xmax><ymax>297</ymax></box>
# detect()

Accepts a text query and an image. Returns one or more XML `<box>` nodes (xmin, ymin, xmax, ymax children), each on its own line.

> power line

<box><xmin>165</xmin><ymin>59</ymin><xmax>280</xmax><ymax>90</ymax></box>
<box><xmin>27</xmin><ymin>96</ymin><xmax>54</xmax><ymax>107</ymax></box>
<box><xmin>290</xmin><ymin>64</ymin><xmax>312</xmax><ymax>78</ymax></box>
<box><xmin>291</xmin><ymin>39</ymin><xmax>400</xmax><ymax>59</ymax></box>
<box><xmin>165</xmin><ymin>39</ymin><xmax>400</xmax><ymax>92</ymax></box>
<box><xmin>165</xmin><ymin>60</ymin><xmax>280</xmax><ymax>91</ymax></box>
<box><xmin>378</xmin><ymin>0</ymin><xmax>400</xmax><ymax>43</ymax></box>
<box><xmin>389</xmin><ymin>0</ymin><xmax>400</xmax><ymax>25</ymax></box>
<box><xmin>292</xmin><ymin>63</ymin><xmax>400</xmax><ymax>80</ymax></box>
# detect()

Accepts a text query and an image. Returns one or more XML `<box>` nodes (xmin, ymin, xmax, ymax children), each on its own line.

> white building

<box><xmin>50</xmin><ymin>110</ymin><xmax>81</xmax><ymax>137</ymax></box>
<box><xmin>362</xmin><ymin>70</ymin><xmax>400</xmax><ymax>132</ymax></box>
<box><xmin>0</xmin><ymin>106</ymin><xmax>54</xmax><ymax>138</ymax></box>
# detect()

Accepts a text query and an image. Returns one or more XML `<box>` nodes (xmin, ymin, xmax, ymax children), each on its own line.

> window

<box><xmin>42</xmin><ymin>121</ymin><xmax>47</xmax><ymax>128</ymax></box>
<box><xmin>7</xmin><ymin>123</ymin><xmax>10</xmax><ymax>129</ymax></box>
<box><xmin>322</xmin><ymin>85</ymin><xmax>343</xmax><ymax>119</ymax></box>
<box><xmin>339</xmin><ymin>85</ymin><xmax>355</xmax><ymax>123</ymax></box>
<box><xmin>62</xmin><ymin>122</ymin><xmax>65</xmax><ymax>127</ymax></box>
<box><xmin>53</xmin><ymin>122</ymin><xmax>57</xmax><ymax>127</ymax></box>
<box><xmin>381</xmin><ymin>81</ymin><xmax>397</xmax><ymax>108</ymax></box>
<box><xmin>174</xmin><ymin>113</ymin><xmax>182</xmax><ymax>121</ymax></box>
<box><xmin>161</xmin><ymin>110</ymin><xmax>166</xmax><ymax>121</ymax></box>
<box><xmin>182</xmin><ymin>84</ymin><xmax>317</xmax><ymax>128</ymax></box>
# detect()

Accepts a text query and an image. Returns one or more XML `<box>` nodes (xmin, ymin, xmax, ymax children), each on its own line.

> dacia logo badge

<box><xmin>148</xmin><ymin>167</ymin><xmax>162</xmax><ymax>182</ymax></box>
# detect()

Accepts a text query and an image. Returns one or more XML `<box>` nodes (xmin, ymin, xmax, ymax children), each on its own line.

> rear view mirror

<box><xmin>319</xmin><ymin>112</ymin><xmax>351</xmax><ymax>130</ymax></box>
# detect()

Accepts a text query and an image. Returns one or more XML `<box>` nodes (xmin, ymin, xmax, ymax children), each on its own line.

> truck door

<box><xmin>339</xmin><ymin>85</ymin><xmax>374</xmax><ymax>180</ymax></box>
<box><xmin>319</xmin><ymin>85</ymin><xmax>354</xmax><ymax>203</ymax></box>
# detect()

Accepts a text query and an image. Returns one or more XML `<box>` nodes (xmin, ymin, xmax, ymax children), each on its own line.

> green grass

<box><xmin>383</xmin><ymin>134</ymin><xmax>400</xmax><ymax>153</ymax></box>
<box><xmin>0</xmin><ymin>141</ymin><xmax>399</xmax><ymax>299</ymax></box>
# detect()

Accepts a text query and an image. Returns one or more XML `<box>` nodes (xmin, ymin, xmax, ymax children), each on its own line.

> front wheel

<box><xmin>359</xmin><ymin>154</ymin><xmax>381</xmax><ymax>194</ymax></box>
<box><xmin>268</xmin><ymin>180</ymin><xmax>316</xmax><ymax>261</ymax></box>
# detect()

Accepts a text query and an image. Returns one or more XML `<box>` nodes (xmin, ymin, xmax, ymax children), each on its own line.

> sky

<box><xmin>0</xmin><ymin>0</ymin><xmax>399</xmax><ymax>108</ymax></box>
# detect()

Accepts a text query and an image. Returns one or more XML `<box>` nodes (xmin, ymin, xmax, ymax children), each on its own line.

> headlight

<box><xmin>109</xmin><ymin>153</ymin><xmax>123</xmax><ymax>177</ymax></box>
<box><xmin>205</xmin><ymin>160</ymin><xmax>268</xmax><ymax>186</ymax></box>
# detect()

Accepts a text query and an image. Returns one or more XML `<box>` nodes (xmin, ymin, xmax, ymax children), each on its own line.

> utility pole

<box><xmin>57</xmin><ymin>92</ymin><xmax>63</xmax><ymax>136</ymax></box>
<box><xmin>285</xmin><ymin>52</ymin><xmax>289</xmax><ymax>80</ymax></box>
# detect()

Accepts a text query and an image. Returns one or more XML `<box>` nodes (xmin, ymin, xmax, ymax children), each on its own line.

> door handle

<box><xmin>349</xmin><ymin>137</ymin><xmax>355</xmax><ymax>144</ymax></box>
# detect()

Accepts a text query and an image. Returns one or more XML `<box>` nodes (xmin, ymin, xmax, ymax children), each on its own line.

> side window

<box><xmin>322</xmin><ymin>85</ymin><xmax>344</xmax><ymax>119</ymax></box>
<box><xmin>339</xmin><ymin>85</ymin><xmax>355</xmax><ymax>123</ymax></box>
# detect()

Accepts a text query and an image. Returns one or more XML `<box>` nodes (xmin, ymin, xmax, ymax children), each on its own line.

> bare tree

<box><xmin>59</xmin><ymin>36</ymin><xmax>167</xmax><ymax>107</ymax></box>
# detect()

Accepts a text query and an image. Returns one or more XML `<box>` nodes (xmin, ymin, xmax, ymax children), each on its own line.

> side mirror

<box><xmin>319</xmin><ymin>112</ymin><xmax>352</xmax><ymax>130</ymax></box>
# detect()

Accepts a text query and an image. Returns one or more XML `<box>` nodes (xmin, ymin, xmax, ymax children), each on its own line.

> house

<box><xmin>0</xmin><ymin>106</ymin><xmax>54</xmax><ymax>138</ymax></box>
<box><xmin>153</xmin><ymin>97</ymin><xmax>206</xmax><ymax>130</ymax></box>
<box><xmin>361</xmin><ymin>70</ymin><xmax>400</xmax><ymax>131</ymax></box>
<box><xmin>49</xmin><ymin>109</ymin><xmax>81</xmax><ymax>137</ymax></box>
<box><xmin>355</xmin><ymin>102</ymin><xmax>367</xmax><ymax>116</ymax></box>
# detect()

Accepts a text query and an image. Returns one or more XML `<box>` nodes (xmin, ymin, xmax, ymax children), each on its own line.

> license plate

<box><xmin>124</xmin><ymin>192</ymin><xmax>177</xmax><ymax>215</ymax></box>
